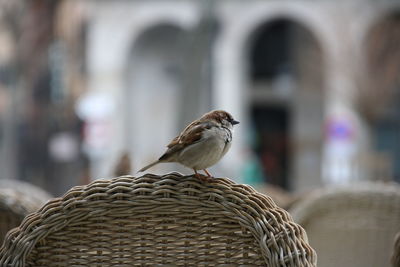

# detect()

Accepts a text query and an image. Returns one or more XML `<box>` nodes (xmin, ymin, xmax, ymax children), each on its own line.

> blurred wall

<box><xmin>1</xmin><ymin>0</ymin><xmax>399</xmax><ymax>195</ymax></box>
<box><xmin>84</xmin><ymin>0</ymin><xmax>400</xmax><ymax>192</ymax></box>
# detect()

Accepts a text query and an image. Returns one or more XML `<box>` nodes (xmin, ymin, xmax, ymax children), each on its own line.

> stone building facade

<box><xmin>68</xmin><ymin>1</ymin><xmax>400</xmax><ymax>191</ymax></box>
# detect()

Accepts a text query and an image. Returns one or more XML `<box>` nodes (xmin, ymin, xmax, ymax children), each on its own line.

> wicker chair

<box><xmin>290</xmin><ymin>182</ymin><xmax>400</xmax><ymax>267</ymax></box>
<box><xmin>255</xmin><ymin>184</ymin><xmax>296</xmax><ymax>210</ymax></box>
<box><xmin>0</xmin><ymin>179</ymin><xmax>52</xmax><ymax>245</ymax></box>
<box><xmin>0</xmin><ymin>173</ymin><xmax>316</xmax><ymax>266</ymax></box>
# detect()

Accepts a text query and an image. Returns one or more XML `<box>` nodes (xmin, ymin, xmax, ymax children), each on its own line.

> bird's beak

<box><xmin>232</xmin><ymin>120</ymin><xmax>240</xmax><ymax>125</ymax></box>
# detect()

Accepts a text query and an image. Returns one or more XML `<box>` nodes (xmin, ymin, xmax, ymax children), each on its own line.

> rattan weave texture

<box><xmin>0</xmin><ymin>173</ymin><xmax>316</xmax><ymax>266</ymax></box>
<box><xmin>0</xmin><ymin>179</ymin><xmax>52</xmax><ymax>245</ymax></box>
<box><xmin>290</xmin><ymin>182</ymin><xmax>400</xmax><ymax>267</ymax></box>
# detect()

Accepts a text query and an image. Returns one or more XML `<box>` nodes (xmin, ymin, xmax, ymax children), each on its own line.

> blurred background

<box><xmin>0</xmin><ymin>0</ymin><xmax>399</xmax><ymax>197</ymax></box>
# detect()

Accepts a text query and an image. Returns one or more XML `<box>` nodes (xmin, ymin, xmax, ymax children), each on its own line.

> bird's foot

<box><xmin>194</xmin><ymin>171</ymin><xmax>213</xmax><ymax>182</ymax></box>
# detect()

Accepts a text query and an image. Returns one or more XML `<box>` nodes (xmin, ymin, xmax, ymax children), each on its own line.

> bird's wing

<box><xmin>160</xmin><ymin>121</ymin><xmax>215</xmax><ymax>161</ymax></box>
<box><xmin>167</xmin><ymin>120</ymin><xmax>201</xmax><ymax>148</ymax></box>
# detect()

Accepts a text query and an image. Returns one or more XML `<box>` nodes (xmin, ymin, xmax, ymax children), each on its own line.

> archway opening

<box><xmin>247</xmin><ymin>18</ymin><xmax>324</xmax><ymax>191</ymax></box>
<box><xmin>126</xmin><ymin>24</ymin><xmax>186</xmax><ymax>172</ymax></box>
<box><xmin>366</xmin><ymin>13</ymin><xmax>400</xmax><ymax>182</ymax></box>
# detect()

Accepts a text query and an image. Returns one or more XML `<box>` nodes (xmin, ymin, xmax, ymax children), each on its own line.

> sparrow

<box><xmin>138</xmin><ymin>110</ymin><xmax>239</xmax><ymax>181</ymax></box>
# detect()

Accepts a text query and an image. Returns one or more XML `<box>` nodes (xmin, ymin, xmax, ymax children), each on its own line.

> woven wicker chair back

<box><xmin>0</xmin><ymin>179</ymin><xmax>52</xmax><ymax>245</ymax></box>
<box><xmin>0</xmin><ymin>173</ymin><xmax>316</xmax><ymax>266</ymax></box>
<box><xmin>290</xmin><ymin>182</ymin><xmax>400</xmax><ymax>267</ymax></box>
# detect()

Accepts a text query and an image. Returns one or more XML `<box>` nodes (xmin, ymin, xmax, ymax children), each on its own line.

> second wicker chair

<box><xmin>290</xmin><ymin>182</ymin><xmax>400</xmax><ymax>267</ymax></box>
<box><xmin>0</xmin><ymin>179</ymin><xmax>52</xmax><ymax>245</ymax></box>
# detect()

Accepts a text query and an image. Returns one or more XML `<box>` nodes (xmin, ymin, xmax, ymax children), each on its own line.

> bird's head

<box><xmin>203</xmin><ymin>110</ymin><xmax>239</xmax><ymax>129</ymax></box>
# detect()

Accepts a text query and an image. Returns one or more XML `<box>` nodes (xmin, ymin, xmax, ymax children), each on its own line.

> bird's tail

<box><xmin>138</xmin><ymin>160</ymin><xmax>160</xmax><ymax>173</ymax></box>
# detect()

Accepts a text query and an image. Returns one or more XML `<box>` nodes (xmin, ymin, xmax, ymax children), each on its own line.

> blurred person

<box><xmin>241</xmin><ymin>148</ymin><xmax>265</xmax><ymax>186</ymax></box>
<box><xmin>114</xmin><ymin>152</ymin><xmax>132</xmax><ymax>177</ymax></box>
<box><xmin>392</xmin><ymin>232</ymin><xmax>400</xmax><ymax>267</ymax></box>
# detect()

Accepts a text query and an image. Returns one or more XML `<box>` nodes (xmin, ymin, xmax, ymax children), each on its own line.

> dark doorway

<box><xmin>250</xmin><ymin>19</ymin><xmax>295</xmax><ymax>82</ymax></box>
<box><xmin>248</xmin><ymin>18</ymin><xmax>324</xmax><ymax>190</ymax></box>
<box><xmin>248</xmin><ymin>19</ymin><xmax>295</xmax><ymax>189</ymax></box>
<box><xmin>367</xmin><ymin>13</ymin><xmax>400</xmax><ymax>183</ymax></box>
<box><xmin>251</xmin><ymin>105</ymin><xmax>289</xmax><ymax>188</ymax></box>
<box><xmin>373</xmin><ymin>117</ymin><xmax>400</xmax><ymax>182</ymax></box>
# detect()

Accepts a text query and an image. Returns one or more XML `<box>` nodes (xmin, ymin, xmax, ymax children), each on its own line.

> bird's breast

<box><xmin>177</xmin><ymin>126</ymin><xmax>233</xmax><ymax>170</ymax></box>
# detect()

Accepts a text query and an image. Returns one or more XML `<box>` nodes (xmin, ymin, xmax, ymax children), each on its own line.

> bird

<box><xmin>138</xmin><ymin>110</ymin><xmax>239</xmax><ymax>181</ymax></box>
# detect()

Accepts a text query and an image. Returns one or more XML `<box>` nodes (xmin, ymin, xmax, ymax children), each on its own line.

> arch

<box><xmin>364</xmin><ymin>11</ymin><xmax>400</xmax><ymax>183</ymax></box>
<box><xmin>247</xmin><ymin>17</ymin><xmax>324</xmax><ymax>84</ymax></box>
<box><xmin>359</xmin><ymin>3</ymin><xmax>400</xmax><ymax>42</ymax></box>
<box><xmin>238</xmin><ymin>9</ymin><xmax>330</xmax><ymax>64</ymax></box>
<box><xmin>212</xmin><ymin>4</ymin><xmax>333</xmax><ymax>184</ymax></box>
<box><xmin>243</xmin><ymin>16</ymin><xmax>325</xmax><ymax>191</ymax></box>
<box><xmin>364</xmin><ymin>11</ymin><xmax>400</xmax><ymax>103</ymax></box>
<box><xmin>124</xmin><ymin>23</ymin><xmax>188</xmax><ymax>172</ymax></box>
